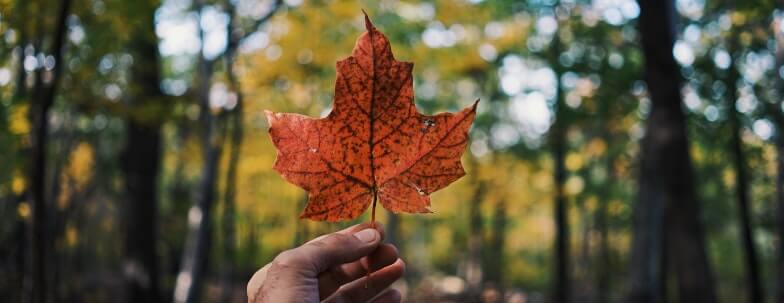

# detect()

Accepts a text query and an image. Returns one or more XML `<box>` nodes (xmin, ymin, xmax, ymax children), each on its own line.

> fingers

<box><xmin>307</xmin><ymin>222</ymin><xmax>386</xmax><ymax>244</ymax></box>
<box><xmin>324</xmin><ymin>258</ymin><xmax>405</xmax><ymax>303</ymax></box>
<box><xmin>276</xmin><ymin>227</ymin><xmax>381</xmax><ymax>275</ymax></box>
<box><xmin>318</xmin><ymin>244</ymin><xmax>399</xmax><ymax>298</ymax></box>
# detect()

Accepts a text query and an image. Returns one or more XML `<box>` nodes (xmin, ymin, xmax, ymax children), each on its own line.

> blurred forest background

<box><xmin>1</xmin><ymin>0</ymin><xmax>784</xmax><ymax>302</ymax></box>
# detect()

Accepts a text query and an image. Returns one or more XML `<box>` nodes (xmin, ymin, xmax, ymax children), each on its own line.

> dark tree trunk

<box><xmin>9</xmin><ymin>3</ymin><xmax>29</xmax><ymax>303</ymax></box>
<box><xmin>726</xmin><ymin>28</ymin><xmax>763</xmax><ymax>303</ymax></box>
<box><xmin>628</xmin><ymin>1</ymin><xmax>717</xmax><ymax>303</ymax></box>
<box><xmin>121</xmin><ymin>0</ymin><xmax>164</xmax><ymax>301</ymax></box>
<box><xmin>174</xmin><ymin>60</ymin><xmax>222</xmax><ymax>303</ymax></box>
<box><xmin>552</xmin><ymin>122</ymin><xmax>570</xmax><ymax>303</ymax></box>
<box><xmin>122</xmin><ymin>125</ymin><xmax>162</xmax><ymax>303</ymax></box>
<box><xmin>27</xmin><ymin>0</ymin><xmax>72</xmax><ymax>302</ymax></box>
<box><xmin>550</xmin><ymin>24</ymin><xmax>571</xmax><ymax>303</ymax></box>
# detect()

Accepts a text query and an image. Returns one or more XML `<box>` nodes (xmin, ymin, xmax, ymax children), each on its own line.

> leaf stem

<box><xmin>366</xmin><ymin>190</ymin><xmax>378</xmax><ymax>289</ymax></box>
<box><xmin>371</xmin><ymin>189</ymin><xmax>378</xmax><ymax>228</ymax></box>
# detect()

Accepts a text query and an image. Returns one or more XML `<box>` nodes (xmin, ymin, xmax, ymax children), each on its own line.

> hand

<box><xmin>246</xmin><ymin>223</ymin><xmax>405</xmax><ymax>303</ymax></box>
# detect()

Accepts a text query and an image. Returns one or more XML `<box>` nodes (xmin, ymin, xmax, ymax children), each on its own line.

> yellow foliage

<box><xmin>58</xmin><ymin>143</ymin><xmax>95</xmax><ymax>209</ymax></box>
<box><xmin>67</xmin><ymin>143</ymin><xmax>95</xmax><ymax>187</ymax></box>
<box><xmin>533</xmin><ymin>170</ymin><xmax>552</xmax><ymax>191</ymax></box>
<box><xmin>12</xmin><ymin>175</ymin><xmax>24</xmax><ymax>194</ymax></box>
<box><xmin>565</xmin><ymin>152</ymin><xmax>584</xmax><ymax>171</ymax></box>
<box><xmin>9</xmin><ymin>104</ymin><xmax>30</xmax><ymax>135</ymax></box>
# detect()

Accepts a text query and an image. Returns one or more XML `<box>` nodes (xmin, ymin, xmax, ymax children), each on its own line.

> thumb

<box><xmin>277</xmin><ymin>228</ymin><xmax>381</xmax><ymax>275</ymax></box>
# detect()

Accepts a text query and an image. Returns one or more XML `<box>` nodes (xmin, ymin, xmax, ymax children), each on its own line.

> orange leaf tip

<box><xmin>362</xmin><ymin>9</ymin><xmax>375</xmax><ymax>31</ymax></box>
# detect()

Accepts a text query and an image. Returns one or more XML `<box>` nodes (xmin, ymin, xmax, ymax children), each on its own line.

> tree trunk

<box><xmin>550</xmin><ymin>22</ymin><xmax>571</xmax><ymax>303</ymax></box>
<box><xmin>120</xmin><ymin>1</ymin><xmax>164</xmax><ymax>301</ymax></box>
<box><xmin>629</xmin><ymin>1</ymin><xmax>717</xmax><ymax>303</ymax></box>
<box><xmin>219</xmin><ymin>114</ymin><xmax>237</xmax><ymax>302</ymax></box>
<box><xmin>27</xmin><ymin>0</ymin><xmax>72</xmax><ymax>302</ymax></box>
<box><xmin>122</xmin><ymin>124</ymin><xmax>162</xmax><ymax>303</ymax></box>
<box><xmin>173</xmin><ymin>2</ymin><xmax>223</xmax><ymax>301</ymax></box>
<box><xmin>174</xmin><ymin>61</ymin><xmax>222</xmax><ymax>303</ymax></box>
<box><xmin>9</xmin><ymin>3</ymin><xmax>29</xmax><ymax>302</ymax></box>
<box><xmin>726</xmin><ymin>26</ymin><xmax>763</xmax><ymax>303</ymax></box>
<box><xmin>219</xmin><ymin>4</ymin><xmax>244</xmax><ymax>300</ymax></box>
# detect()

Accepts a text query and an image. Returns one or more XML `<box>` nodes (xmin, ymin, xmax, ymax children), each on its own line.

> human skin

<box><xmin>246</xmin><ymin>223</ymin><xmax>405</xmax><ymax>303</ymax></box>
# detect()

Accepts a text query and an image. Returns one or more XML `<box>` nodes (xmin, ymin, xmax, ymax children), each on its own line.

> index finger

<box><xmin>306</xmin><ymin>222</ymin><xmax>386</xmax><ymax>244</ymax></box>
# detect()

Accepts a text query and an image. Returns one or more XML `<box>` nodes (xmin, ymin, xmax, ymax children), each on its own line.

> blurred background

<box><xmin>1</xmin><ymin>0</ymin><xmax>783</xmax><ymax>302</ymax></box>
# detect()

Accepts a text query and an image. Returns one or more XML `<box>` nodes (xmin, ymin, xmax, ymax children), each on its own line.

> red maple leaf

<box><xmin>266</xmin><ymin>12</ymin><xmax>478</xmax><ymax>222</ymax></box>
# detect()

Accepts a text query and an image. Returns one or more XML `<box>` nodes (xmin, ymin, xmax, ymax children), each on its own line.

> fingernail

<box><xmin>354</xmin><ymin>229</ymin><xmax>378</xmax><ymax>243</ymax></box>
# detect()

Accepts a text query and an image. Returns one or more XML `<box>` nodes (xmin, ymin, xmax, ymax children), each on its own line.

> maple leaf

<box><xmin>265</xmin><ymin>12</ymin><xmax>478</xmax><ymax>222</ymax></box>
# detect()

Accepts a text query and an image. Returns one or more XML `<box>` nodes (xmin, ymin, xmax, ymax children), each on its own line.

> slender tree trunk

<box><xmin>27</xmin><ymin>1</ymin><xmax>71</xmax><ymax>302</ymax></box>
<box><xmin>219</xmin><ymin>4</ymin><xmax>244</xmax><ymax>300</ymax></box>
<box><xmin>10</xmin><ymin>3</ymin><xmax>29</xmax><ymax>302</ymax></box>
<box><xmin>123</xmin><ymin>124</ymin><xmax>162</xmax><ymax>303</ymax></box>
<box><xmin>629</xmin><ymin>1</ymin><xmax>717</xmax><ymax>303</ymax></box>
<box><xmin>174</xmin><ymin>61</ymin><xmax>222</xmax><ymax>303</ymax></box>
<box><xmin>218</xmin><ymin>115</ymin><xmax>237</xmax><ymax>303</ymax></box>
<box><xmin>726</xmin><ymin>26</ymin><xmax>763</xmax><ymax>303</ymax></box>
<box><xmin>173</xmin><ymin>2</ymin><xmax>223</xmax><ymax>301</ymax></box>
<box><xmin>166</xmin><ymin>120</ymin><xmax>192</xmax><ymax>290</ymax></box>
<box><xmin>550</xmin><ymin>22</ymin><xmax>571</xmax><ymax>303</ymax></box>
<box><xmin>120</xmin><ymin>1</ymin><xmax>164</xmax><ymax>301</ymax></box>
